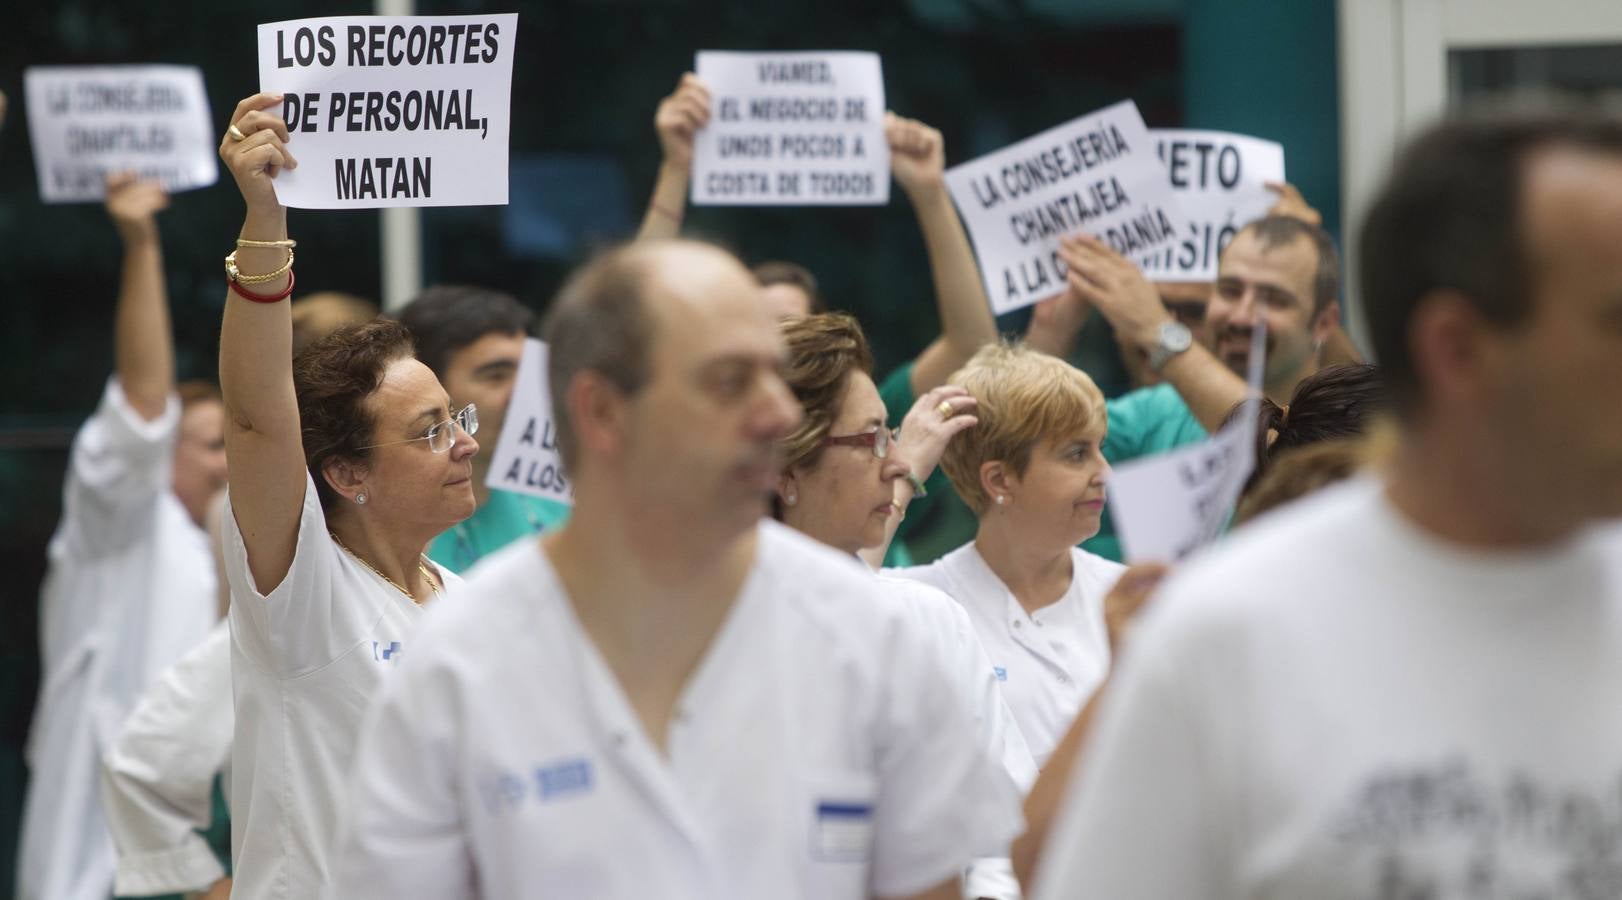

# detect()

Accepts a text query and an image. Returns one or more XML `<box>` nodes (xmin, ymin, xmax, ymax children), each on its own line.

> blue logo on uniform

<box><xmin>373</xmin><ymin>641</ymin><xmax>402</xmax><ymax>662</ymax></box>
<box><xmin>537</xmin><ymin>758</ymin><xmax>593</xmax><ymax>800</ymax></box>
<box><xmin>993</xmin><ymin>666</ymin><xmax>1007</xmax><ymax>681</ymax></box>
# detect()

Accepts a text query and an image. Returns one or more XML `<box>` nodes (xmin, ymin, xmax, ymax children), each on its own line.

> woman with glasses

<box><xmin>774</xmin><ymin>312</ymin><xmax>1034</xmax><ymax>900</ymax></box>
<box><xmin>213</xmin><ymin>92</ymin><xmax>479</xmax><ymax>900</ymax></box>
<box><xmin>888</xmin><ymin>343</ymin><xmax>1123</xmax><ymax>769</ymax></box>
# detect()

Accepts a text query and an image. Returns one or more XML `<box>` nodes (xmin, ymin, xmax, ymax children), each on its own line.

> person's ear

<box><xmin>980</xmin><ymin>459</ymin><xmax>1014</xmax><ymax>508</ymax></box>
<box><xmin>566</xmin><ymin>371</ymin><xmax>631</xmax><ymax>463</ymax></box>
<box><xmin>1312</xmin><ymin>300</ymin><xmax>1342</xmax><ymax>351</ymax></box>
<box><xmin>776</xmin><ymin>470</ymin><xmax>801</xmax><ymax>509</ymax></box>
<box><xmin>323</xmin><ymin>457</ymin><xmax>371</xmax><ymax>506</ymax></box>
<box><xmin>1407</xmin><ymin>289</ymin><xmax>1495</xmax><ymax>412</ymax></box>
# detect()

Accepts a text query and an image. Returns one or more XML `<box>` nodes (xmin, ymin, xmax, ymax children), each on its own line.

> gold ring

<box><xmin>228</xmin><ymin>124</ymin><xmax>247</xmax><ymax>142</ymax></box>
<box><xmin>936</xmin><ymin>400</ymin><xmax>954</xmax><ymax>419</ymax></box>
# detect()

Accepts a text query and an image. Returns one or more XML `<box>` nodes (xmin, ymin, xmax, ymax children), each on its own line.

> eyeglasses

<box><xmin>358</xmin><ymin>404</ymin><xmax>478</xmax><ymax>453</ymax></box>
<box><xmin>821</xmin><ymin>426</ymin><xmax>894</xmax><ymax>460</ymax></box>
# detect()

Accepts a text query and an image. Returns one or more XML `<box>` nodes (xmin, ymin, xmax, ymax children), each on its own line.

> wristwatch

<box><xmin>1147</xmin><ymin>321</ymin><xmax>1193</xmax><ymax>372</ymax></box>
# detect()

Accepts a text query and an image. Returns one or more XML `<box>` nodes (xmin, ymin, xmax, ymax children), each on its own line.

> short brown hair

<box><xmin>777</xmin><ymin>313</ymin><xmax>874</xmax><ymax>474</ymax></box>
<box><xmin>541</xmin><ymin>243</ymin><xmax>658</xmax><ymax>472</ymax></box>
<box><xmin>940</xmin><ymin>342</ymin><xmax>1106</xmax><ymax>515</ymax></box>
<box><xmin>290</xmin><ymin>292</ymin><xmax>379</xmax><ymax>356</ymax></box>
<box><xmin>177</xmin><ymin>380</ymin><xmax>222</xmax><ymax>412</ymax></box>
<box><xmin>753</xmin><ymin>261</ymin><xmax>827</xmax><ymax>314</ymax></box>
<box><xmin>1237</xmin><ymin>215</ymin><xmax>1340</xmax><ymax>317</ymax></box>
<box><xmin>1234</xmin><ymin>438</ymin><xmax>1366</xmax><ymax>524</ymax></box>
<box><xmin>292</xmin><ymin>319</ymin><xmax>417</xmax><ymax>512</ymax></box>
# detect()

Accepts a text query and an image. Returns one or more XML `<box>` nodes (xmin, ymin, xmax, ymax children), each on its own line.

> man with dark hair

<box><xmin>336</xmin><ymin>239</ymin><xmax>1024</xmax><ymax>900</ymax></box>
<box><xmin>752</xmin><ymin>260</ymin><xmax>826</xmax><ymax>319</ymax></box>
<box><xmin>1031</xmin><ymin>106</ymin><xmax>1622</xmax><ymax>898</ymax></box>
<box><xmin>397</xmin><ymin>285</ymin><xmax>568</xmax><ymax>572</ymax></box>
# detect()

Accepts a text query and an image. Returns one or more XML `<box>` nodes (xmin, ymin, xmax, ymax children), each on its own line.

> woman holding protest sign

<box><xmin>887</xmin><ymin>343</ymin><xmax>1125</xmax><ymax>768</ymax></box>
<box><xmin>213</xmin><ymin>91</ymin><xmax>477</xmax><ymax>900</ymax></box>
<box><xmin>773</xmin><ymin>311</ymin><xmax>1034</xmax><ymax>900</ymax></box>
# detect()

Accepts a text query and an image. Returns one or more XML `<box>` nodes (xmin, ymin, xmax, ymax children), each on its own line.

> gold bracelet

<box><xmin>224</xmin><ymin>249</ymin><xmax>295</xmax><ymax>285</ymax></box>
<box><xmin>235</xmin><ymin>238</ymin><xmax>297</xmax><ymax>249</ymax></box>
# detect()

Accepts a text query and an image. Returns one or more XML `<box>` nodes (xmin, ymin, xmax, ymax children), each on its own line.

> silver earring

<box><xmin>994</xmin><ymin>495</ymin><xmax>1005</xmax><ymax>506</ymax></box>
<box><xmin>784</xmin><ymin>493</ymin><xmax>797</xmax><ymax>507</ymax></box>
<box><xmin>355</xmin><ymin>492</ymin><xmax>368</xmax><ymax>505</ymax></box>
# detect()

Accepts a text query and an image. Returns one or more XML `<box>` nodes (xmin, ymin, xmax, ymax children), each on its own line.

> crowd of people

<box><xmin>15</xmin><ymin>67</ymin><xmax>1622</xmax><ymax>900</ymax></box>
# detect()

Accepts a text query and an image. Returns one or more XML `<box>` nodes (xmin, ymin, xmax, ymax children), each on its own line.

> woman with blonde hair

<box><xmin>890</xmin><ymin>342</ymin><xmax>1124</xmax><ymax>767</ymax></box>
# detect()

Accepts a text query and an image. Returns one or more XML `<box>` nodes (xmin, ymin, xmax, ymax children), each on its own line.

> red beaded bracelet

<box><xmin>228</xmin><ymin>269</ymin><xmax>295</xmax><ymax>303</ymax></box>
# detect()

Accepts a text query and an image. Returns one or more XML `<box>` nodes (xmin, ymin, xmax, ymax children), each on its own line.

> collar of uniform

<box><xmin>943</xmin><ymin>542</ymin><xmax>1071</xmax><ymax>667</ymax></box>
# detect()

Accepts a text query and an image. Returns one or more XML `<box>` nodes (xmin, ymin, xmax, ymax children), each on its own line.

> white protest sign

<box><xmin>486</xmin><ymin>339</ymin><xmax>573</xmax><ymax>505</ymax></box>
<box><xmin>255</xmin><ymin>14</ymin><xmax>517</xmax><ymax>209</ymax></box>
<box><xmin>944</xmin><ymin>100</ymin><xmax>1182</xmax><ymax>315</ymax></box>
<box><xmin>1140</xmin><ymin>129</ymin><xmax>1285</xmax><ymax>282</ymax></box>
<box><xmin>24</xmin><ymin>65</ymin><xmax>218</xmax><ymax>203</ymax></box>
<box><xmin>691</xmin><ymin>51</ymin><xmax>889</xmax><ymax>206</ymax></box>
<box><xmin>1109</xmin><ymin>324</ymin><xmax>1267</xmax><ymax>563</ymax></box>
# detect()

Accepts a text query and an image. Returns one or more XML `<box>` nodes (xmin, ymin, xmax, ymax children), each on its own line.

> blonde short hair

<box><xmin>939</xmin><ymin>342</ymin><xmax>1106</xmax><ymax>515</ymax></box>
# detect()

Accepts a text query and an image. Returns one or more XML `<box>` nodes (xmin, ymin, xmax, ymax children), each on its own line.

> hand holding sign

<box><xmin>1265</xmin><ymin>181</ymin><xmax>1321</xmax><ymax>226</ymax></box>
<box><xmin>655</xmin><ymin>73</ymin><xmax>712</xmax><ymax>171</ymax></box>
<box><xmin>219</xmin><ymin>92</ymin><xmax>298</xmax><ymax>214</ymax></box>
<box><xmin>104</xmin><ymin>172</ymin><xmax>169</xmax><ymax>244</ymax></box>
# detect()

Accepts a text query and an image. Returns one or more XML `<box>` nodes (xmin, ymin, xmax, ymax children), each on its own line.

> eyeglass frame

<box><xmin>357</xmin><ymin>403</ymin><xmax>479</xmax><ymax>453</ymax></box>
<box><xmin>820</xmin><ymin>426</ymin><xmax>894</xmax><ymax>460</ymax></box>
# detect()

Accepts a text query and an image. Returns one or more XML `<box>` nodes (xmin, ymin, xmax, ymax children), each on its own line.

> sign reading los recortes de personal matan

<box><xmin>691</xmin><ymin>51</ymin><xmax>889</xmax><ymax>206</ymax></box>
<box><xmin>24</xmin><ymin>65</ymin><xmax>218</xmax><ymax>203</ymax></box>
<box><xmin>1140</xmin><ymin>129</ymin><xmax>1285</xmax><ymax>282</ymax></box>
<box><xmin>944</xmin><ymin>100</ymin><xmax>1182</xmax><ymax>315</ymax></box>
<box><xmin>255</xmin><ymin>14</ymin><xmax>516</xmax><ymax>209</ymax></box>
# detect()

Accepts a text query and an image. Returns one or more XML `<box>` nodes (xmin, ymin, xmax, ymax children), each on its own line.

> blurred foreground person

<box><xmin>19</xmin><ymin>174</ymin><xmax>223</xmax><ymax>900</ymax></box>
<box><xmin>336</xmin><ymin>240</ymin><xmax>1022</xmax><ymax>899</ymax></box>
<box><xmin>1034</xmin><ymin>107</ymin><xmax>1622</xmax><ymax>899</ymax></box>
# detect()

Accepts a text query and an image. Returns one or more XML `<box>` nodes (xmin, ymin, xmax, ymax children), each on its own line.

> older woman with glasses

<box><xmin>213</xmin><ymin>92</ymin><xmax>479</xmax><ymax>900</ymax></box>
<box><xmin>774</xmin><ymin>312</ymin><xmax>1034</xmax><ymax>900</ymax></box>
<box><xmin>888</xmin><ymin>342</ymin><xmax>1124</xmax><ymax>769</ymax></box>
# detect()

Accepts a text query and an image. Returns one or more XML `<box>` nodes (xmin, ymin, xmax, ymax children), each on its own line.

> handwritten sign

<box><xmin>1140</xmin><ymin>129</ymin><xmax>1285</xmax><ymax>282</ymax></box>
<box><xmin>944</xmin><ymin>100</ymin><xmax>1182</xmax><ymax>315</ymax></box>
<box><xmin>24</xmin><ymin>65</ymin><xmax>218</xmax><ymax>203</ymax></box>
<box><xmin>255</xmin><ymin>14</ymin><xmax>517</xmax><ymax>208</ymax></box>
<box><xmin>1109</xmin><ymin>324</ymin><xmax>1266</xmax><ymax>563</ymax></box>
<box><xmin>691</xmin><ymin>51</ymin><xmax>889</xmax><ymax>206</ymax></box>
<box><xmin>486</xmin><ymin>339</ymin><xmax>572</xmax><ymax>505</ymax></box>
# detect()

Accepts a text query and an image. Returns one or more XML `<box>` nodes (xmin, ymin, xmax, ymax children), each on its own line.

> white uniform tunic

<box><xmin>224</xmin><ymin>473</ymin><xmax>461</xmax><ymax>900</ymax></box>
<box><xmin>18</xmin><ymin>379</ymin><xmax>217</xmax><ymax>900</ymax></box>
<box><xmin>1033</xmin><ymin>479</ymin><xmax>1622</xmax><ymax>900</ymax></box>
<box><xmin>101</xmin><ymin>620</ymin><xmax>233</xmax><ymax>896</ymax></box>
<box><xmin>889</xmin><ymin>543</ymin><xmax>1123</xmax><ymax>767</ymax></box>
<box><xmin>881</xmin><ymin>576</ymin><xmax>1035</xmax><ymax>900</ymax></box>
<box><xmin>334</xmin><ymin>521</ymin><xmax>1025</xmax><ymax>900</ymax></box>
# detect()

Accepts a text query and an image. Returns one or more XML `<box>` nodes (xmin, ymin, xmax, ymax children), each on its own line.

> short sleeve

<box><xmin>223</xmin><ymin>472</ymin><xmax>372</xmax><ymax>676</ymax></box>
<box><xmin>57</xmin><ymin>378</ymin><xmax>181</xmax><ymax>559</ymax></box>
<box><xmin>333</xmin><ymin>650</ymin><xmax>475</xmax><ymax>900</ymax></box>
<box><xmin>869</xmin><ymin>609</ymin><xmax>1026</xmax><ymax>898</ymax></box>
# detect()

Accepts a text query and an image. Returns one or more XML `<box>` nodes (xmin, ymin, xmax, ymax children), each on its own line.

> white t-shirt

<box><xmin>1032</xmin><ymin>477</ymin><xmax>1622</xmax><ymax>900</ymax></box>
<box><xmin>19</xmin><ymin>379</ymin><xmax>216</xmax><ymax>900</ymax></box>
<box><xmin>224</xmin><ymin>472</ymin><xmax>460</xmax><ymax>900</ymax></box>
<box><xmin>334</xmin><ymin>520</ymin><xmax>1024</xmax><ymax>900</ymax></box>
<box><xmin>101</xmin><ymin>620</ymin><xmax>232</xmax><ymax>896</ymax></box>
<box><xmin>889</xmin><ymin>543</ymin><xmax>1123</xmax><ymax>767</ymax></box>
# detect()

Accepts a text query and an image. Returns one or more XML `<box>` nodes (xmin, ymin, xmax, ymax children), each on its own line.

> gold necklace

<box><xmin>330</xmin><ymin>532</ymin><xmax>442</xmax><ymax>601</ymax></box>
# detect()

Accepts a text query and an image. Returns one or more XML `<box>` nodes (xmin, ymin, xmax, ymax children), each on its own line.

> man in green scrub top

<box><xmin>399</xmin><ymin>286</ymin><xmax>570</xmax><ymax>572</ymax></box>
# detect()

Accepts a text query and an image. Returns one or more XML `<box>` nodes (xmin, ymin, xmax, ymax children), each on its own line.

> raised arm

<box><xmin>216</xmin><ymin>93</ymin><xmax>305</xmax><ymax>592</ymax></box>
<box><xmin>858</xmin><ymin>384</ymin><xmax>977</xmax><ymax>569</ymax></box>
<box><xmin>1059</xmin><ymin>236</ymin><xmax>1248</xmax><ymax>432</ymax></box>
<box><xmin>890</xmin><ymin>114</ymin><xmax>998</xmax><ymax>395</ymax></box>
<box><xmin>636</xmin><ymin>73</ymin><xmax>710</xmax><ymax>240</ymax></box>
<box><xmin>106</xmin><ymin>173</ymin><xmax>174</xmax><ymax>421</ymax></box>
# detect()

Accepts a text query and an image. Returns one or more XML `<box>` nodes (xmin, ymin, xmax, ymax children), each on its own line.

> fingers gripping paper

<box><xmin>944</xmin><ymin>100</ymin><xmax>1184</xmax><ymax>315</ymax></box>
<box><xmin>24</xmin><ymin>65</ymin><xmax>219</xmax><ymax>203</ymax></box>
<box><xmin>486</xmin><ymin>339</ymin><xmax>573</xmax><ymax>506</ymax></box>
<box><xmin>255</xmin><ymin>14</ymin><xmax>517</xmax><ymax>209</ymax></box>
<box><xmin>691</xmin><ymin>51</ymin><xmax>889</xmax><ymax>206</ymax></box>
